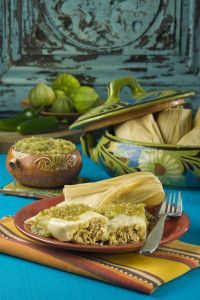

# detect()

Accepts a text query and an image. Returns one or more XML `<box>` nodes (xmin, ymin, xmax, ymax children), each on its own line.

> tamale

<box><xmin>26</xmin><ymin>204</ymin><xmax>109</xmax><ymax>244</ymax></box>
<box><xmin>62</xmin><ymin>172</ymin><xmax>149</xmax><ymax>199</ymax></box>
<box><xmin>60</xmin><ymin>172</ymin><xmax>164</xmax><ymax>209</ymax></box>
<box><xmin>193</xmin><ymin>107</ymin><xmax>200</xmax><ymax>128</ymax></box>
<box><xmin>177</xmin><ymin>126</ymin><xmax>200</xmax><ymax>146</ymax></box>
<box><xmin>157</xmin><ymin>108</ymin><xmax>192</xmax><ymax>144</ymax></box>
<box><xmin>108</xmin><ymin>214</ymin><xmax>147</xmax><ymax>245</ymax></box>
<box><xmin>99</xmin><ymin>202</ymin><xmax>147</xmax><ymax>244</ymax></box>
<box><xmin>94</xmin><ymin>173</ymin><xmax>164</xmax><ymax>209</ymax></box>
<box><xmin>114</xmin><ymin>114</ymin><xmax>164</xmax><ymax>144</ymax></box>
<box><xmin>25</xmin><ymin>204</ymin><xmax>94</xmax><ymax>237</ymax></box>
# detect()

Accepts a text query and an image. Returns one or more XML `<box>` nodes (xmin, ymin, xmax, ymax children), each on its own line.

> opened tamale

<box><xmin>157</xmin><ymin>108</ymin><xmax>192</xmax><ymax>144</ymax></box>
<box><xmin>99</xmin><ymin>202</ymin><xmax>147</xmax><ymax>244</ymax></box>
<box><xmin>194</xmin><ymin>107</ymin><xmax>200</xmax><ymax>128</ymax></box>
<box><xmin>60</xmin><ymin>172</ymin><xmax>164</xmax><ymax>209</ymax></box>
<box><xmin>177</xmin><ymin>126</ymin><xmax>200</xmax><ymax>146</ymax></box>
<box><xmin>25</xmin><ymin>204</ymin><xmax>109</xmax><ymax>243</ymax></box>
<box><xmin>114</xmin><ymin>114</ymin><xmax>164</xmax><ymax>144</ymax></box>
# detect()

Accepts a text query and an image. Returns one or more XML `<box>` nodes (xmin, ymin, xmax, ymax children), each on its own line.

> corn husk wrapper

<box><xmin>114</xmin><ymin>114</ymin><xmax>164</xmax><ymax>144</ymax></box>
<box><xmin>60</xmin><ymin>172</ymin><xmax>164</xmax><ymax>209</ymax></box>
<box><xmin>157</xmin><ymin>108</ymin><xmax>192</xmax><ymax>144</ymax></box>
<box><xmin>177</xmin><ymin>126</ymin><xmax>200</xmax><ymax>146</ymax></box>
<box><xmin>193</xmin><ymin>107</ymin><xmax>200</xmax><ymax>128</ymax></box>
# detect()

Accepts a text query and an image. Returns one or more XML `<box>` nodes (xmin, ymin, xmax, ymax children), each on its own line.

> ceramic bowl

<box><xmin>81</xmin><ymin>129</ymin><xmax>200</xmax><ymax>188</ymax></box>
<box><xmin>6</xmin><ymin>146</ymin><xmax>82</xmax><ymax>188</ymax></box>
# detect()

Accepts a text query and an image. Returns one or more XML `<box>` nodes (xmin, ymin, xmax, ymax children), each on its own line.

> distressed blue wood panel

<box><xmin>0</xmin><ymin>0</ymin><xmax>200</xmax><ymax>116</ymax></box>
<box><xmin>0</xmin><ymin>0</ymin><xmax>10</xmax><ymax>75</ymax></box>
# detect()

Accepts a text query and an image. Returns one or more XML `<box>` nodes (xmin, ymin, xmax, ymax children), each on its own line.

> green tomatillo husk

<box><xmin>72</xmin><ymin>86</ymin><xmax>99</xmax><ymax>113</ymax></box>
<box><xmin>51</xmin><ymin>96</ymin><xmax>74</xmax><ymax>113</ymax></box>
<box><xmin>52</xmin><ymin>73</ymin><xmax>80</xmax><ymax>99</ymax></box>
<box><xmin>29</xmin><ymin>83</ymin><xmax>55</xmax><ymax>109</ymax></box>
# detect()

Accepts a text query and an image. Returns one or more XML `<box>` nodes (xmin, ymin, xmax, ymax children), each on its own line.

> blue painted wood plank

<box><xmin>0</xmin><ymin>0</ymin><xmax>200</xmax><ymax>114</ymax></box>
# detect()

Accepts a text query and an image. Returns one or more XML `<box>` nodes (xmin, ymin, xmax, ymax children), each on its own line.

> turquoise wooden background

<box><xmin>0</xmin><ymin>0</ymin><xmax>200</xmax><ymax>117</ymax></box>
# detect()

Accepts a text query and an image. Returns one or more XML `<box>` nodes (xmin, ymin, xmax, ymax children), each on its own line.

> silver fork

<box><xmin>139</xmin><ymin>191</ymin><xmax>183</xmax><ymax>255</ymax></box>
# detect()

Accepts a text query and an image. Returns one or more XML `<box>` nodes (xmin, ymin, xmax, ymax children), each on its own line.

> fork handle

<box><xmin>139</xmin><ymin>214</ymin><xmax>167</xmax><ymax>255</ymax></box>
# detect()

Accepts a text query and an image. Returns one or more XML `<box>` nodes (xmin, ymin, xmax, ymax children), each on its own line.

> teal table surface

<box><xmin>0</xmin><ymin>146</ymin><xmax>200</xmax><ymax>300</ymax></box>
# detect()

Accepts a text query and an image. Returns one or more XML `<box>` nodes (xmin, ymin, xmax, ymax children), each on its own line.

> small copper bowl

<box><xmin>6</xmin><ymin>146</ymin><xmax>82</xmax><ymax>188</ymax></box>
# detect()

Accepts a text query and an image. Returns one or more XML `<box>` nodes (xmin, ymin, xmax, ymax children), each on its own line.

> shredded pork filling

<box><xmin>72</xmin><ymin>222</ymin><xmax>108</xmax><ymax>244</ymax></box>
<box><xmin>108</xmin><ymin>225</ymin><xmax>147</xmax><ymax>245</ymax></box>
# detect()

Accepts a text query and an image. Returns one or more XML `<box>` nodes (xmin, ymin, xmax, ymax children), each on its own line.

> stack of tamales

<box><xmin>114</xmin><ymin>106</ymin><xmax>200</xmax><ymax>146</ymax></box>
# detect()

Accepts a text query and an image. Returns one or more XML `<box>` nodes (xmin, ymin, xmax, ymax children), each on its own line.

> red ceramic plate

<box><xmin>14</xmin><ymin>196</ymin><xmax>190</xmax><ymax>253</ymax></box>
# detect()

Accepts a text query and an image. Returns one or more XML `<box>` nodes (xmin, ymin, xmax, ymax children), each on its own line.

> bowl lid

<box><xmin>70</xmin><ymin>77</ymin><xmax>195</xmax><ymax>131</ymax></box>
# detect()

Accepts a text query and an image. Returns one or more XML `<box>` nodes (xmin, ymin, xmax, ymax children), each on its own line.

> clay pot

<box><xmin>6</xmin><ymin>146</ymin><xmax>82</xmax><ymax>188</ymax></box>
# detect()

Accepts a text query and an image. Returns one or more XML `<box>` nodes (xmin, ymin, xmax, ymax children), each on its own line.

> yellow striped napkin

<box><xmin>0</xmin><ymin>216</ymin><xmax>200</xmax><ymax>294</ymax></box>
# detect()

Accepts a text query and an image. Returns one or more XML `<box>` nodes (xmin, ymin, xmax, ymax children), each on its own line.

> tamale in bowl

<box><xmin>81</xmin><ymin>129</ymin><xmax>200</xmax><ymax>188</ymax></box>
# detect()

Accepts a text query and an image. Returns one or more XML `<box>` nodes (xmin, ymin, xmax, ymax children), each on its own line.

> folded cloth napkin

<box><xmin>0</xmin><ymin>217</ymin><xmax>200</xmax><ymax>295</ymax></box>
